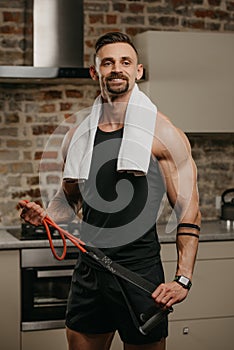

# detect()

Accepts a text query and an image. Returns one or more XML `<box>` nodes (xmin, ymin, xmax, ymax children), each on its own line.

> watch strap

<box><xmin>174</xmin><ymin>275</ymin><xmax>192</xmax><ymax>290</ymax></box>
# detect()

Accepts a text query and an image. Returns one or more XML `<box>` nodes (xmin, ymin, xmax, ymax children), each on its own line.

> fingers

<box><xmin>18</xmin><ymin>199</ymin><xmax>29</xmax><ymax>208</ymax></box>
<box><xmin>18</xmin><ymin>200</ymin><xmax>46</xmax><ymax>226</ymax></box>
<box><xmin>152</xmin><ymin>282</ymin><xmax>188</xmax><ymax>308</ymax></box>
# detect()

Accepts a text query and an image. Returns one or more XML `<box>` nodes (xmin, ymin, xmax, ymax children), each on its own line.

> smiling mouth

<box><xmin>106</xmin><ymin>77</ymin><xmax>129</xmax><ymax>94</ymax></box>
<box><xmin>109</xmin><ymin>78</ymin><xmax>126</xmax><ymax>82</ymax></box>
<box><xmin>107</xmin><ymin>74</ymin><xmax>128</xmax><ymax>82</ymax></box>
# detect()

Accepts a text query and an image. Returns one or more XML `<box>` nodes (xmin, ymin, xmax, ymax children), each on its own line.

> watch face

<box><xmin>179</xmin><ymin>276</ymin><xmax>189</xmax><ymax>285</ymax></box>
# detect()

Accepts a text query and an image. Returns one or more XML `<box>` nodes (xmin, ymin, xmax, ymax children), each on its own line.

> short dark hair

<box><xmin>95</xmin><ymin>31</ymin><xmax>138</xmax><ymax>56</ymax></box>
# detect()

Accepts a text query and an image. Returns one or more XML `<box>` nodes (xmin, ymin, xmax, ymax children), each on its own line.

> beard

<box><xmin>105</xmin><ymin>73</ymin><xmax>129</xmax><ymax>95</ymax></box>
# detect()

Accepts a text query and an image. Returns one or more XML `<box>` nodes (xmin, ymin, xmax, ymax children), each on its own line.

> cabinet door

<box><xmin>161</xmin><ymin>241</ymin><xmax>234</xmax><ymax>320</ymax></box>
<box><xmin>0</xmin><ymin>250</ymin><xmax>20</xmax><ymax>350</ymax></box>
<box><xmin>22</xmin><ymin>329</ymin><xmax>123</xmax><ymax>350</ymax></box>
<box><xmin>164</xmin><ymin>258</ymin><xmax>234</xmax><ymax>320</ymax></box>
<box><xmin>167</xmin><ymin>317</ymin><xmax>234</xmax><ymax>350</ymax></box>
<box><xmin>134</xmin><ymin>31</ymin><xmax>234</xmax><ymax>132</ymax></box>
<box><xmin>22</xmin><ymin>329</ymin><xmax>67</xmax><ymax>350</ymax></box>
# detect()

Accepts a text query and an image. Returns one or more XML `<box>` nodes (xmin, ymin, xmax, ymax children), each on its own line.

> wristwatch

<box><xmin>174</xmin><ymin>275</ymin><xmax>192</xmax><ymax>290</ymax></box>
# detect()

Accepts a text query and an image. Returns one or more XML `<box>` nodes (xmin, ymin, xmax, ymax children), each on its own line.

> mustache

<box><xmin>106</xmin><ymin>73</ymin><xmax>128</xmax><ymax>81</ymax></box>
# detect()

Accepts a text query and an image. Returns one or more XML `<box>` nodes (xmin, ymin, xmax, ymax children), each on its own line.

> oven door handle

<box><xmin>37</xmin><ymin>269</ymin><xmax>73</xmax><ymax>278</ymax></box>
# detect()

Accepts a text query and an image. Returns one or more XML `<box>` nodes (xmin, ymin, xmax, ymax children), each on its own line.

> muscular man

<box><xmin>19</xmin><ymin>32</ymin><xmax>201</xmax><ymax>350</ymax></box>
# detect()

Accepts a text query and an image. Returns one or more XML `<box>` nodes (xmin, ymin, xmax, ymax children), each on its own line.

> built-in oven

<box><xmin>20</xmin><ymin>247</ymin><xmax>79</xmax><ymax>331</ymax></box>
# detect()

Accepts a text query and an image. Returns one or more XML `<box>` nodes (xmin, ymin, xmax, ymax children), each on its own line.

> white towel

<box><xmin>63</xmin><ymin>84</ymin><xmax>157</xmax><ymax>181</ymax></box>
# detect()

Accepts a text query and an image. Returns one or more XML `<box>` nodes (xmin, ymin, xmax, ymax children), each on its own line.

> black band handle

<box><xmin>139</xmin><ymin>307</ymin><xmax>173</xmax><ymax>335</ymax></box>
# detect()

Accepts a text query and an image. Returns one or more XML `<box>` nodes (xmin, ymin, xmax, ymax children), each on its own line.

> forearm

<box><xmin>176</xmin><ymin>211</ymin><xmax>201</xmax><ymax>279</ymax></box>
<box><xmin>46</xmin><ymin>186</ymin><xmax>77</xmax><ymax>224</ymax></box>
<box><xmin>152</xmin><ymin>213</ymin><xmax>201</xmax><ymax>307</ymax></box>
<box><xmin>176</xmin><ymin>235</ymin><xmax>199</xmax><ymax>280</ymax></box>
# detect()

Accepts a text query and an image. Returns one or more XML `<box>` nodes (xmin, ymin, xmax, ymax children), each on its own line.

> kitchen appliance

<box><xmin>0</xmin><ymin>0</ymin><xmax>89</xmax><ymax>79</ymax></box>
<box><xmin>8</xmin><ymin>222</ymin><xmax>80</xmax><ymax>241</ymax></box>
<box><xmin>7</xmin><ymin>223</ymin><xmax>80</xmax><ymax>331</ymax></box>
<box><xmin>221</xmin><ymin>188</ymin><xmax>234</xmax><ymax>221</ymax></box>
<box><xmin>21</xmin><ymin>247</ymin><xmax>78</xmax><ymax>331</ymax></box>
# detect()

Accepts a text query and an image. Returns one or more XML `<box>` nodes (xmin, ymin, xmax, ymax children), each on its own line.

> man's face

<box><xmin>93</xmin><ymin>42</ymin><xmax>143</xmax><ymax>100</ymax></box>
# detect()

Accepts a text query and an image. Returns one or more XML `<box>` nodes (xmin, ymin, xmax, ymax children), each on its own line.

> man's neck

<box><xmin>99</xmin><ymin>97</ymin><xmax>128</xmax><ymax>132</ymax></box>
<box><xmin>99</xmin><ymin>94</ymin><xmax>130</xmax><ymax>131</ymax></box>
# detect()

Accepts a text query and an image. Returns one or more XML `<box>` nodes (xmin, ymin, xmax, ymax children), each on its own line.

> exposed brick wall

<box><xmin>0</xmin><ymin>1</ymin><xmax>234</xmax><ymax>225</ymax></box>
<box><xmin>0</xmin><ymin>83</ymin><xmax>233</xmax><ymax>225</ymax></box>
<box><xmin>188</xmin><ymin>133</ymin><xmax>234</xmax><ymax>220</ymax></box>
<box><xmin>0</xmin><ymin>83</ymin><xmax>99</xmax><ymax>225</ymax></box>
<box><xmin>0</xmin><ymin>0</ymin><xmax>234</xmax><ymax>66</ymax></box>
<box><xmin>0</xmin><ymin>0</ymin><xmax>33</xmax><ymax>65</ymax></box>
<box><xmin>84</xmin><ymin>0</ymin><xmax>234</xmax><ymax>65</ymax></box>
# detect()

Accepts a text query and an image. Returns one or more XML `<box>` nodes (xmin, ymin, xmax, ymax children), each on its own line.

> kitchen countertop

<box><xmin>0</xmin><ymin>220</ymin><xmax>234</xmax><ymax>250</ymax></box>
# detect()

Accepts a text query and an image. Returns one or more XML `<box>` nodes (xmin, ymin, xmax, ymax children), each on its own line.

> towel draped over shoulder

<box><xmin>63</xmin><ymin>84</ymin><xmax>157</xmax><ymax>181</ymax></box>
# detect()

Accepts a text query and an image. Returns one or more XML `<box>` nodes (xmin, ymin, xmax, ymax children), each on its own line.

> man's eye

<box><xmin>122</xmin><ymin>61</ymin><xmax>130</xmax><ymax>66</ymax></box>
<box><xmin>103</xmin><ymin>61</ymin><xmax>112</xmax><ymax>66</ymax></box>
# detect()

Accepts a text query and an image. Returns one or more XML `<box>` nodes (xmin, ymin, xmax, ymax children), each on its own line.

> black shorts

<box><xmin>65</xmin><ymin>254</ymin><xmax>168</xmax><ymax>345</ymax></box>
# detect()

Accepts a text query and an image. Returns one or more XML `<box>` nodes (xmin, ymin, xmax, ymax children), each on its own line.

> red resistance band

<box><xmin>19</xmin><ymin>200</ymin><xmax>173</xmax><ymax>335</ymax></box>
<box><xmin>21</xmin><ymin>200</ymin><xmax>86</xmax><ymax>260</ymax></box>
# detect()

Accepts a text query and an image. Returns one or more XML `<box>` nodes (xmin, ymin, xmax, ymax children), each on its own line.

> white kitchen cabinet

<box><xmin>21</xmin><ymin>329</ymin><xmax>67</xmax><ymax>350</ymax></box>
<box><xmin>161</xmin><ymin>241</ymin><xmax>234</xmax><ymax>349</ymax></box>
<box><xmin>134</xmin><ymin>31</ymin><xmax>234</xmax><ymax>132</ymax></box>
<box><xmin>21</xmin><ymin>328</ymin><xmax>122</xmax><ymax>350</ymax></box>
<box><xmin>21</xmin><ymin>328</ymin><xmax>123</xmax><ymax>350</ymax></box>
<box><xmin>0</xmin><ymin>250</ymin><xmax>20</xmax><ymax>350</ymax></box>
<box><xmin>167</xmin><ymin>317</ymin><xmax>234</xmax><ymax>350</ymax></box>
<box><xmin>21</xmin><ymin>329</ymin><xmax>123</xmax><ymax>350</ymax></box>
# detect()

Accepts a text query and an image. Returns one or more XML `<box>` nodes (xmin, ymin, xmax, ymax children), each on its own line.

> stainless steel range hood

<box><xmin>0</xmin><ymin>0</ymin><xmax>90</xmax><ymax>80</ymax></box>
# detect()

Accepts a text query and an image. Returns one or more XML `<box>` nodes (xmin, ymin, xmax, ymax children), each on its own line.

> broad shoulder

<box><xmin>153</xmin><ymin>111</ymin><xmax>191</xmax><ymax>159</ymax></box>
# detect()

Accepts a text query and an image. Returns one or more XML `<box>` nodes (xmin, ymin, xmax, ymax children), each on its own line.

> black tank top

<box><xmin>80</xmin><ymin>127</ymin><xmax>165</xmax><ymax>268</ymax></box>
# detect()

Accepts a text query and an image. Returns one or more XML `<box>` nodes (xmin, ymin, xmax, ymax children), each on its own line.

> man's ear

<box><xmin>89</xmin><ymin>65</ymin><xmax>99</xmax><ymax>81</ymax></box>
<box><xmin>136</xmin><ymin>64</ymin><xmax>144</xmax><ymax>81</ymax></box>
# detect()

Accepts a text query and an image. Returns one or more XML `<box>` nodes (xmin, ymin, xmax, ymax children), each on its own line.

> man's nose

<box><xmin>112</xmin><ymin>62</ymin><xmax>122</xmax><ymax>72</ymax></box>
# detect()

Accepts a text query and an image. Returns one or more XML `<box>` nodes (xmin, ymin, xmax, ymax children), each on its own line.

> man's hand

<box><xmin>152</xmin><ymin>281</ymin><xmax>188</xmax><ymax>309</ymax></box>
<box><xmin>18</xmin><ymin>200</ymin><xmax>46</xmax><ymax>226</ymax></box>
